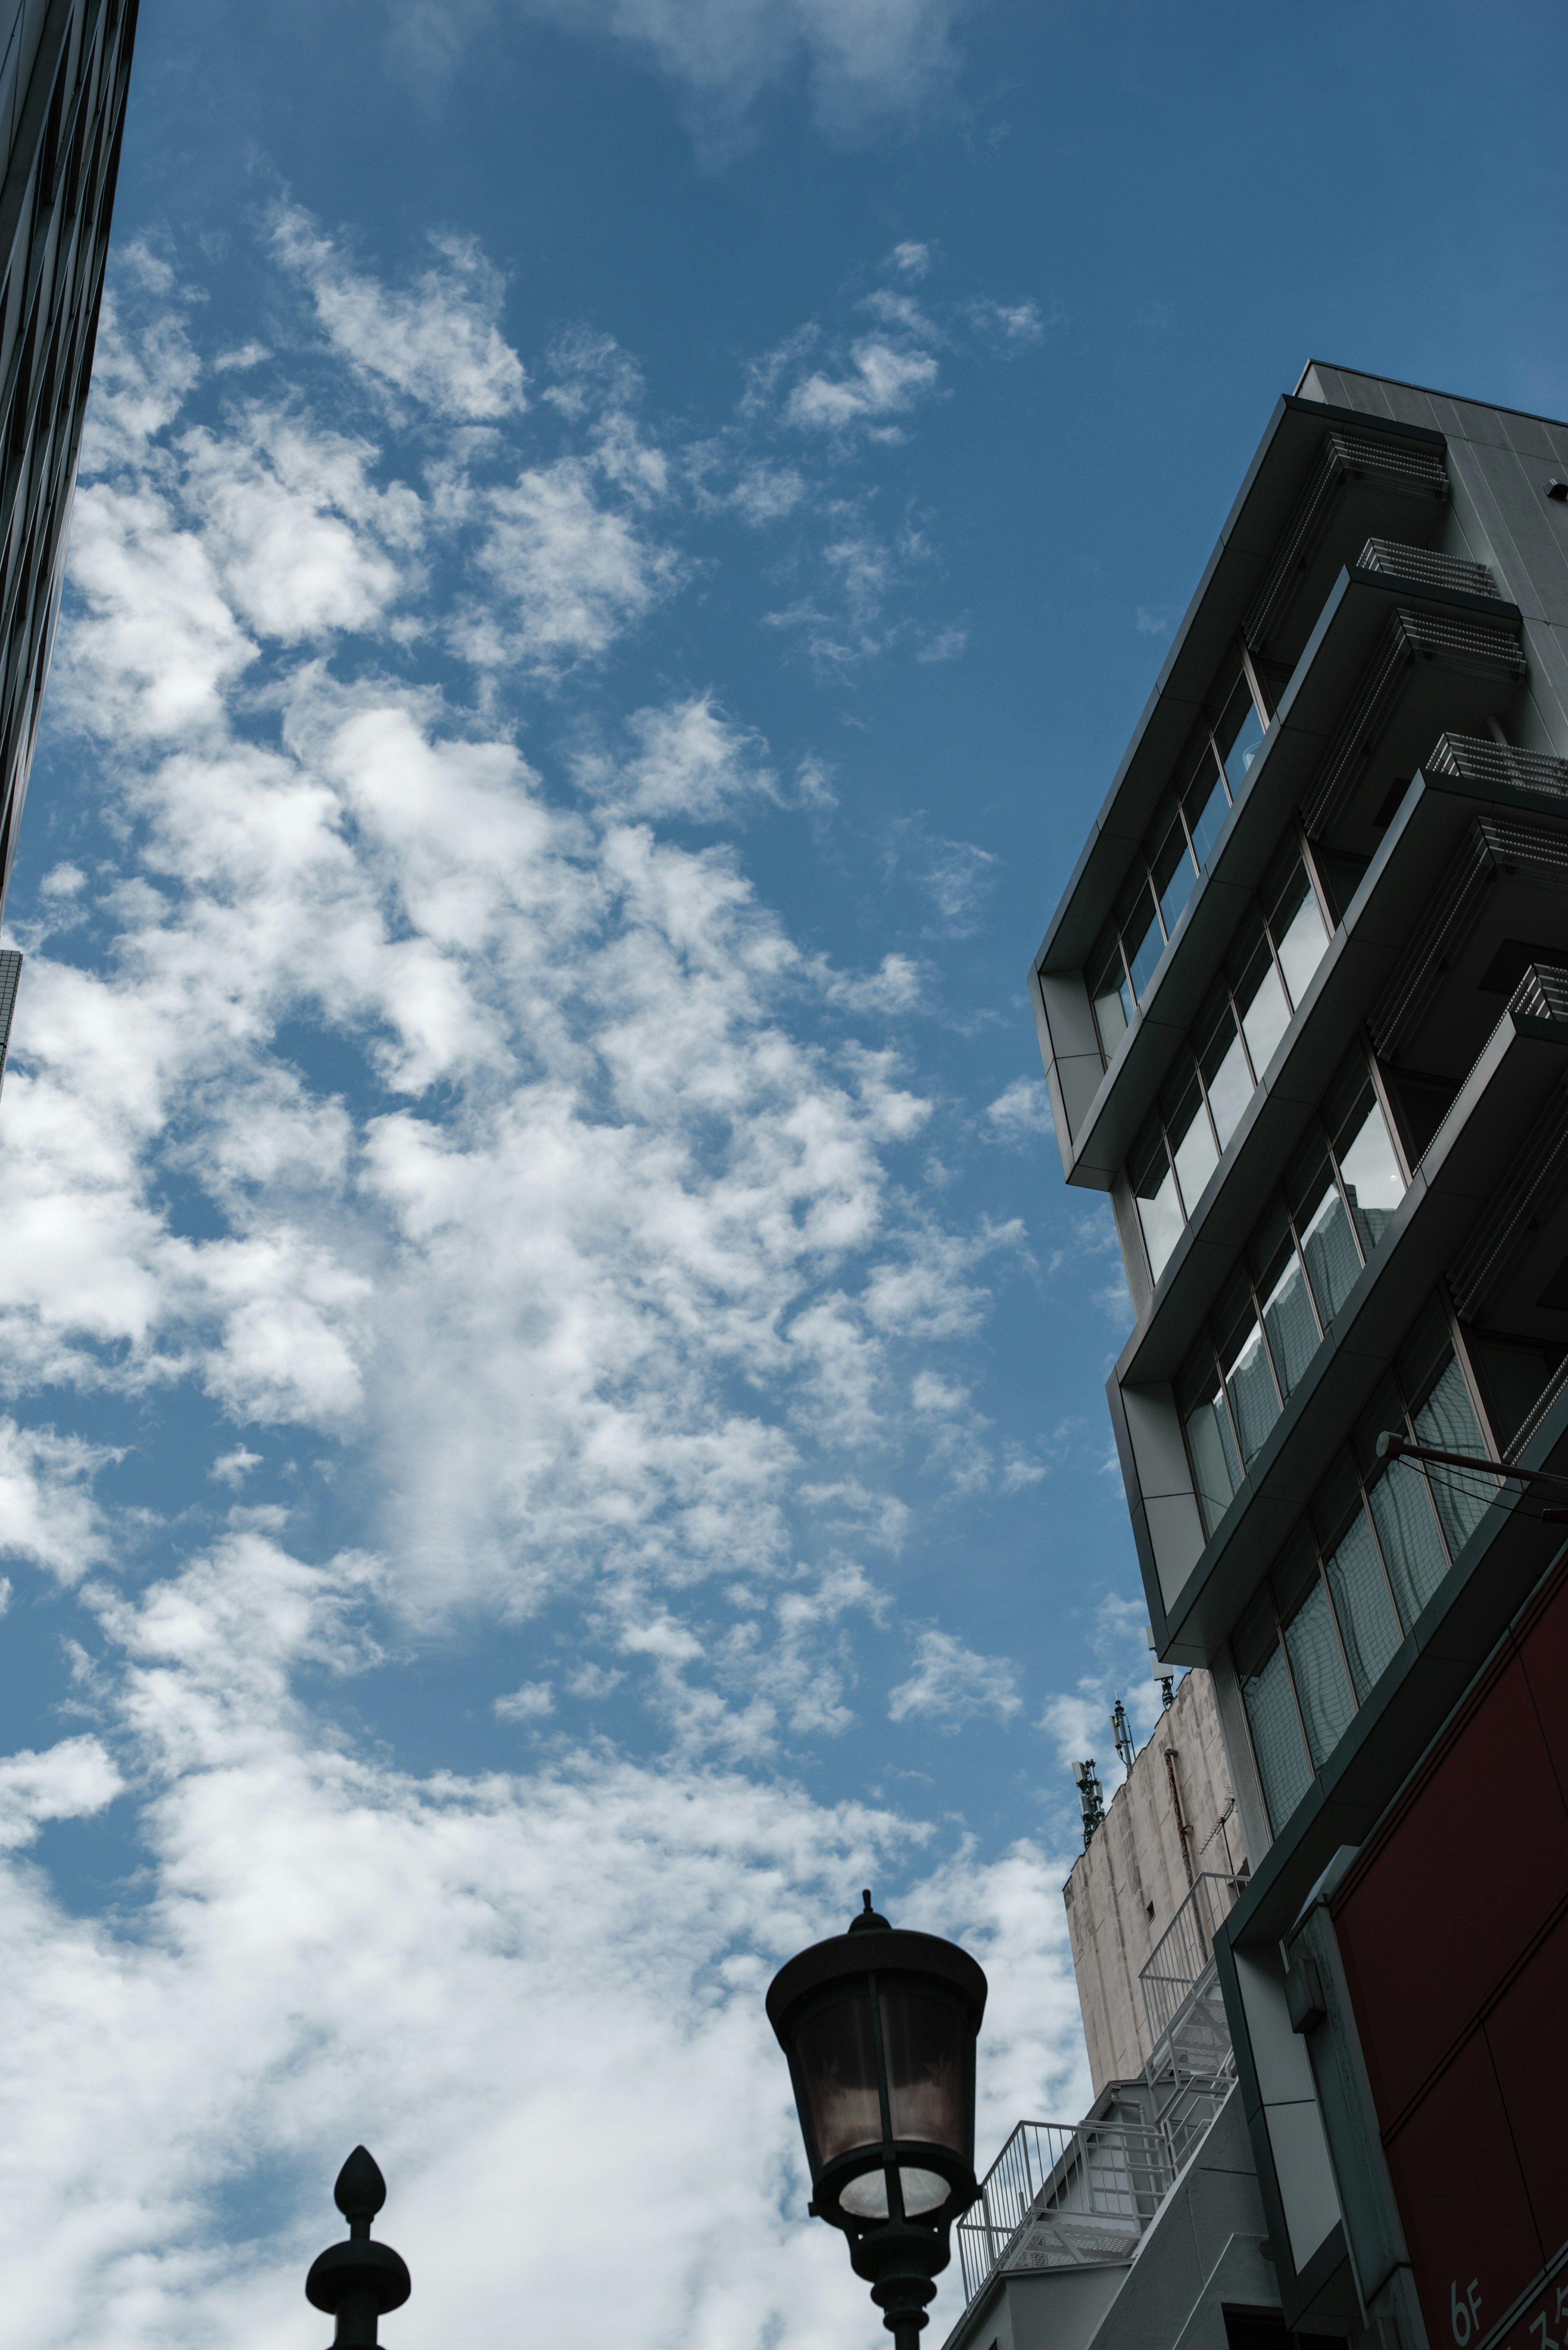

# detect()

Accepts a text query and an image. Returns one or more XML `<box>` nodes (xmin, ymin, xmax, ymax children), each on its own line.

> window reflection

<box><xmin>1126</xmin><ymin>839</ymin><xmax>1331</xmax><ymax>1279</ymax></box>
<box><xmin>1234</xmin><ymin>1297</ymin><xmax>1496</xmax><ymax>1831</ymax></box>
<box><xmin>1083</xmin><ymin>666</ymin><xmax>1275</xmax><ymax>1065</ymax></box>
<box><xmin>795</xmin><ymin>1995</ymin><xmax>882</xmax><ymax>2165</ymax></box>
<box><xmin>1176</xmin><ymin>1046</ymin><xmax>1407</xmax><ymax>1528</ymax></box>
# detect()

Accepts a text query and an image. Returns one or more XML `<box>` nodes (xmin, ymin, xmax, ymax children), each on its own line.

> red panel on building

<box><xmin>1484</xmin><ymin>1906</ymin><xmax>1568</xmax><ymax>2265</ymax></box>
<box><xmin>1385</xmin><ymin>2031</ymin><xmax>1544</xmax><ymax>2350</ymax></box>
<box><xmin>1335</xmin><ymin>1656</ymin><xmax>1568</xmax><ymax>2125</ymax></box>
<box><xmin>1519</xmin><ymin>1572</ymin><xmax>1568</xmax><ymax>1808</ymax></box>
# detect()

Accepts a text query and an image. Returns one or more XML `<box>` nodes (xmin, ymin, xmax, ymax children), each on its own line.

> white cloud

<box><xmin>889</xmin><ymin>1626</ymin><xmax>1021</xmax><ymax>1728</ymax></box>
<box><xmin>965</xmin><ymin>296</ymin><xmax>1053</xmax><ymax>349</ymax></box>
<box><xmin>889</xmin><ymin>240</ymin><xmax>932</xmax><ymax>278</ymax></box>
<box><xmin>986</xmin><ymin>1076</ymin><xmax>1054</xmax><ymax>1146</ymax></box>
<box><xmin>388</xmin><ymin>0</ymin><xmax>966</xmax><ymax>146</ymax></box>
<box><xmin>495</xmin><ymin>1679</ymin><xmax>554</xmax><ymax>1721</ymax></box>
<box><xmin>0</xmin><ymin>1420</ymin><xmax>114</xmax><ymax>1582</ymax></box>
<box><xmin>461</xmin><ymin>454</ymin><xmax>682</xmax><ymax>672</ymax></box>
<box><xmin>0</xmin><ymin>1735</ymin><xmax>123</xmax><ymax>1848</ymax></box>
<box><xmin>786</xmin><ymin>338</ymin><xmax>940</xmax><ymax>436</ymax></box>
<box><xmin>271</xmin><ymin>204</ymin><xmax>528</xmax><ymax>421</ymax></box>
<box><xmin>575</xmin><ymin>693</ymin><xmax>777</xmax><ymax>820</ymax></box>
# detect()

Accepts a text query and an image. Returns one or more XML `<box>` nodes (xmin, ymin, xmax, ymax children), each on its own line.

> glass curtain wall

<box><xmin>1089</xmin><ymin>669</ymin><xmax>1272</xmax><ymax>1064</ymax></box>
<box><xmin>1129</xmin><ymin>839</ymin><xmax>1330</xmax><ymax>1278</ymax></box>
<box><xmin>1233</xmin><ymin>1296</ymin><xmax>1497</xmax><ymax>1831</ymax></box>
<box><xmin>1177</xmin><ymin>1048</ymin><xmax>1407</xmax><ymax>1527</ymax></box>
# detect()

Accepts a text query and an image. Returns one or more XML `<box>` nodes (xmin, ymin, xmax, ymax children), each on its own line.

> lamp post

<box><xmin>306</xmin><ymin>2146</ymin><xmax>411</xmax><ymax>2349</ymax></box>
<box><xmin>766</xmin><ymin>1891</ymin><xmax>988</xmax><ymax>2350</ymax></box>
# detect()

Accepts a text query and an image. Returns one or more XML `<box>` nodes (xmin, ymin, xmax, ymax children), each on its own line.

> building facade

<box><xmin>0</xmin><ymin>0</ymin><xmax>138</xmax><ymax>1063</ymax></box>
<box><xmin>1024</xmin><ymin>363</ymin><xmax>1568</xmax><ymax>2350</ymax></box>
<box><xmin>944</xmin><ymin>364</ymin><xmax>1568</xmax><ymax>2350</ymax></box>
<box><xmin>1065</xmin><ymin>1668</ymin><xmax>1245</xmax><ymax>2092</ymax></box>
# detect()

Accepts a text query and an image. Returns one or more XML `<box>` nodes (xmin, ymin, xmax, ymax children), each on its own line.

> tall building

<box><xmin>948</xmin><ymin>365</ymin><xmax>1568</xmax><ymax>2350</ymax></box>
<box><xmin>0</xmin><ymin>0</ymin><xmax>138</xmax><ymax>1061</ymax></box>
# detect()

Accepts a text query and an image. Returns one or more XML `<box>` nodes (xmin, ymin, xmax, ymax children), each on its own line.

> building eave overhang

<box><xmin>1030</xmin><ymin>395</ymin><xmax>1448</xmax><ymax>991</ymax></box>
<box><xmin>1050</xmin><ymin>566</ymin><xmax>1520</xmax><ymax>1190</ymax></box>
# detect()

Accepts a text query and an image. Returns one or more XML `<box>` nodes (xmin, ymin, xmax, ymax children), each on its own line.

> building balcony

<box><xmin>1038</xmin><ymin>562</ymin><xmax>1523</xmax><ymax>1192</ymax></box>
<box><xmin>1117</xmin><ymin>960</ymin><xmax>1568</xmax><ymax>1662</ymax></box>
<box><xmin>954</xmin><ymin>1874</ymin><xmax>1241</xmax><ymax>2319</ymax></box>
<box><xmin>1113</xmin><ymin>751</ymin><xmax>1568</xmax><ymax>1380</ymax></box>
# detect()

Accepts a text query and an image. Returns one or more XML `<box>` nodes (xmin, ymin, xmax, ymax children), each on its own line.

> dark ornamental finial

<box><xmin>307</xmin><ymin>2147</ymin><xmax>411</xmax><ymax>2348</ymax></box>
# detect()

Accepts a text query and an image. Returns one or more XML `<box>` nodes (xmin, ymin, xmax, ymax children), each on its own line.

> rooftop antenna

<box><xmin>1146</xmin><ymin>1622</ymin><xmax>1174</xmax><ymax>1710</ymax></box>
<box><xmin>1071</xmin><ymin>1758</ymin><xmax>1105</xmax><ymax>1849</ymax></box>
<box><xmin>1110</xmin><ymin>1695</ymin><xmax>1135</xmax><ymax>1774</ymax></box>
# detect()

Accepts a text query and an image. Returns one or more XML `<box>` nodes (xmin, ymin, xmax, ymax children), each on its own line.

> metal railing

<box><xmin>1357</xmin><ymin>538</ymin><xmax>1495</xmax><ymax>600</ymax></box>
<box><xmin>1426</xmin><ymin>731</ymin><xmax>1568</xmax><ymax>802</ymax></box>
<box><xmin>1138</xmin><ymin>1873</ymin><xmax>1241</xmax><ymax>2050</ymax></box>
<box><xmin>956</xmin><ymin>2116</ymin><xmax>1172</xmax><ymax>2303</ymax></box>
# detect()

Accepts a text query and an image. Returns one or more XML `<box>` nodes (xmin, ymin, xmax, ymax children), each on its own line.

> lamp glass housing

<box><xmin>767</xmin><ymin>1915</ymin><xmax>987</xmax><ymax>2239</ymax></box>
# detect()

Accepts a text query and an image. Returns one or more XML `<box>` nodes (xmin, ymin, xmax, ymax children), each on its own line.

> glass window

<box><xmin>1121</xmin><ymin>876</ymin><xmax>1165</xmax><ymax>1002</ymax></box>
<box><xmin>1089</xmin><ymin>924</ymin><xmax>1130</xmax><ymax>1061</ymax></box>
<box><xmin>1184</xmin><ymin>756</ymin><xmax>1230</xmax><ymax>869</ymax></box>
<box><xmin>1164</xmin><ymin>1056</ymin><xmax>1217</xmax><ymax>1218</ymax></box>
<box><xmin>1409</xmin><ymin>1350</ymin><xmax>1493</xmax><ymax>1561</ymax></box>
<box><xmin>1355</xmin><ymin>1377</ymin><xmax>1450</xmax><ymax>1628</ymax></box>
<box><xmin>1217</xmin><ymin>678</ymin><xmax>1267</xmax><ymax>796</ymax></box>
<box><xmin>1215</xmin><ymin>1265</ymin><xmax>1280</xmax><ymax>1467</ymax></box>
<box><xmin>1235</xmin><ymin>1586</ymin><xmax>1313</xmax><ymax>1831</ymax></box>
<box><xmin>1229</xmin><ymin>914</ymin><xmax>1291</xmax><ymax>1077</ymax></box>
<box><xmin>1131</xmin><ymin>1114</ymin><xmax>1183</xmax><ymax>1282</ymax></box>
<box><xmin>1153</xmin><ymin>807</ymin><xmax>1198</xmax><ymax>940</ymax></box>
<box><xmin>1274</xmin><ymin>1525</ymin><xmax>1356</xmax><ymax>1769</ymax></box>
<box><xmin>1287</xmin><ymin>1133</ymin><xmax>1362</xmax><ymax>1329</ymax></box>
<box><xmin>1313</xmin><ymin>1451</ymin><xmax>1402</xmax><ymax>1702</ymax></box>
<box><xmin>1196</xmin><ymin>984</ymin><xmax>1254</xmax><ymax>1150</ymax></box>
<box><xmin>1265</xmin><ymin>849</ymin><xmax>1330</xmax><ymax>1007</ymax></box>
<box><xmin>1326</xmin><ymin>1062</ymin><xmax>1404</xmax><ymax>1260</ymax></box>
<box><xmin>1179</xmin><ymin>1337</ymin><xmax>1243</xmax><ymax>1533</ymax></box>
<box><xmin>1250</xmin><ymin>1197</ymin><xmax>1320</xmax><ymax>1400</ymax></box>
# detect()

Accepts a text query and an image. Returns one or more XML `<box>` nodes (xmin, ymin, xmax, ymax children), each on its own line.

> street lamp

<box><xmin>766</xmin><ymin>1891</ymin><xmax>988</xmax><ymax>2350</ymax></box>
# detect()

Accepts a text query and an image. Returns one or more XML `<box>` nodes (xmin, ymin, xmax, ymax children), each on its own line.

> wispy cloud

<box><xmin>889</xmin><ymin>1626</ymin><xmax>1022</xmax><ymax>1728</ymax></box>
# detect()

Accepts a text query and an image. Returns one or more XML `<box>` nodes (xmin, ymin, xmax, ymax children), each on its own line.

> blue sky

<box><xmin>3</xmin><ymin>3</ymin><xmax>1568</xmax><ymax>2344</ymax></box>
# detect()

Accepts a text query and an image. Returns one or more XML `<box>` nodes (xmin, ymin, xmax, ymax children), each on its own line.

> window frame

<box><xmin>1175</xmin><ymin>1041</ymin><xmax>1407</xmax><ymax>1516</ymax></box>
<box><xmin>1232</xmin><ymin>1295</ymin><xmax>1499</xmax><ymax>1830</ymax></box>
<box><xmin>1085</xmin><ymin>653</ymin><xmax>1274</xmax><ymax>1065</ymax></box>
<box><xmin>1127</xmin><ymin>860</ymin><xmax>1350</xmax><ymax>1298</ymax></box>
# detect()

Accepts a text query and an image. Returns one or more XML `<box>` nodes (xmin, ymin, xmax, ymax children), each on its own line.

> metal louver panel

<box><xmin>1356</xmin><ymin>540</ymin><xmax>1496</xmax><ymax>599</ymax></box>
<box><xmin>1299</xmin><ymin>607</ymin><xmax>1526</xmax><ymax>840</ymax></box>
<box><xmin>1368</xmin><ymin>813</ymin><xmax>1568</xmax><ymax>1062</ymax></box>
<box><xmin>1368</xmin><ymin>821</ymin><xmax>1501</xmax><ymax>1060</ymax></box>
<box><xmin>1510</xmin><ymin>961</ymin><xmax>1568</xmax><ymax>1023</ymax></box>
<box><xmin>1245</xmin><ymin>431</ymin><xmax>1450</xmax><ymax>657</ymax></box>
<box><xmin>1449</xmin><ymin>1053</ymin><xmax>1568</xmax><ymax>1324</ymax></box>
<box><xmin>1506</xmin><ymin>1350</ymin><xmax>1568</xmax><ymax>1463</ymax></box>
<box><xmin>1426</xmin><ymin>732</ymin><xmax>1568</xmax><ymax>803</ymax></box>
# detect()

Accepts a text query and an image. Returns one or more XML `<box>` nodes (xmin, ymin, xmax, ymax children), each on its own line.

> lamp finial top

<box><xmin>848</xmin><ymin>1888</ymin><xmax>892</xmax><ymax>1933</ymax></box>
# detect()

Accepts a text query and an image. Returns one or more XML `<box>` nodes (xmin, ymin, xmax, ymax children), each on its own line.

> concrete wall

<box><xmin>1063</xmin><ymin>1670</ymin><xmax>1246</xmax><ymax>2093</ymax></box>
